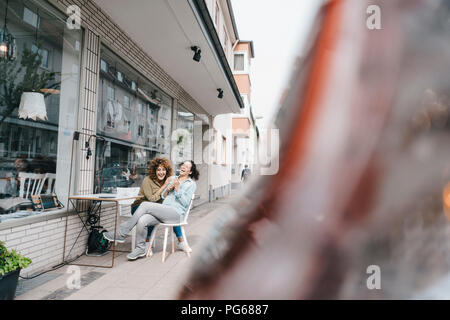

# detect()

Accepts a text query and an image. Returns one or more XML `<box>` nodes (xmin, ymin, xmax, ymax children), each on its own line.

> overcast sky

<box><xmin>230</xmin><ymin>0</ymin><xmax>322</xmax><ymax>127</ymax></box>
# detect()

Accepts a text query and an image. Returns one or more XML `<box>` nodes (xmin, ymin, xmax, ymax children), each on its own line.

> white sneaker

<box><xmin>176</xmin><ymin>241</ymin><xmax>192</xmax><ymax>253</ymax></box>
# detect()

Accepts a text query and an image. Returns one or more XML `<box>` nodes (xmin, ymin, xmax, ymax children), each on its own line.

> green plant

<box><xmin>0</xmin><ymin>241</ymin><xmax>32</xmax><ymax>276</ymax></box>
<box><xmin>0</xmin><ymin>42</ymin><xmax>59</xmax><ymax>126</ymax></box>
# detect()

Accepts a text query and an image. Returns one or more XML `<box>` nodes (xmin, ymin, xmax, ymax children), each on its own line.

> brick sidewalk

<box><xmin>15</xmin><ymin>192</ymin><xmax>238</xmax><ymax>300</ymax></box>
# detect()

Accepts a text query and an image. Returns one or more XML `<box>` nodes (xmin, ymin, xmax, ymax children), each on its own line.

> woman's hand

<box><xmin>173</xmin><ymin>177</ymin><xmax>180</xmax><ymax>191</ymax></box>
<box><xmin>168</xmin><ymin>182</ymin><xmax>176</xmax><ymax>191</ymax></box>
<box><xmin>161</xmin><ymin>176</ymin><xmax>173</xmax><ymax>188</ymax></box>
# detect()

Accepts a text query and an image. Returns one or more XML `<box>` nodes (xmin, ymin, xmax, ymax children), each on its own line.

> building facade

<box><xmin>0</xmin><ymin>0</ymin><xmax>245</xmax><ymax>276</ymax></box>
<box><xmin>212</xmin><ymin>38</ymin><xmax>258</xmax><ymax>196</ymax></box>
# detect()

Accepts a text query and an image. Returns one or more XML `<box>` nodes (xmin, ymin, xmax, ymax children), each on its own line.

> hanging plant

<box><xmin>176</xmin><ymin>129</ymin><xmax>190</xmax><ymax>145</ymax></box>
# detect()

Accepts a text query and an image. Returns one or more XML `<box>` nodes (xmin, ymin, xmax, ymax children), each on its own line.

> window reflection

<box><xmin>175</xmin><ymin>106</ymin><xmax>194</xmax><ymax>165</ymax></box>
<box><xmin>0</xmin><ymin>0</ymin><xmax>82</xmax><ymax>219</ymax></box>
<box><xmin>95</xmin><ymin>46</ymin><xmax>172</xmax><ymax>193</ymax></box>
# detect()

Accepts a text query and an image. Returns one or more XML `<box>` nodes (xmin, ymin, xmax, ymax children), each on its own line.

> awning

<box><xmin>93</xmin><ymin>0</ymin><xmax>243</xmax><ymax>116</ymax></box>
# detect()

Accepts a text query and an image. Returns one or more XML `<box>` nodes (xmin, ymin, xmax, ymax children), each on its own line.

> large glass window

<box><xmin>0</xmin><ymin>0</ymin><xmax>82</xmax><ymax>221</ymax></box>
<box><xmin>173</xmin><ymin>105</ymin><xmax>194</xmax><ymax>166</ymax></box>
<box><xmin>95</xmin><ymin>46</ymin><xmax>172</xmax><ymax>193</ymax></box>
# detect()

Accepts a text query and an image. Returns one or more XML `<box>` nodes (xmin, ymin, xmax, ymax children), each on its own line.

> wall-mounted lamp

<box><xmin>191</xmin><ymin>46</ymin><xmax>201</xmax><ymax>62</ymax></box>
<box><xmin>217</xmin><ymin>88</ymin><xmax>223</xmax><ymax>99</ymax></box>
<box><xmin>85</xmin><ymin>134</ymin><xmax>105</xmax><ymax>160</ymax></box>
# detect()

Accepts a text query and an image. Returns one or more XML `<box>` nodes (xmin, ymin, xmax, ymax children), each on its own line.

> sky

<box><xmin>230</xmin><ymin>0</ymin><xmax>322</xmax><ymax>127</ymax></box>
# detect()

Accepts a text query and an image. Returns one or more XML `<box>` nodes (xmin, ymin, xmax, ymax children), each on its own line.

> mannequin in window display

<box><xmin>30</xmin><ymin>155</ymin><xmax>56</xmax><ymax>174</ymax></box>
<box><xmin>3</xmin><ymin>156</ymin><xmax>30</xmax><ymax>197</ymax></box>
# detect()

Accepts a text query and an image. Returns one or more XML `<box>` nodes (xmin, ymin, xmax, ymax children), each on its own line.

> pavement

<box><xmin>15</xmin><ymin>191</ymin><xmax>238</xmax><ymax>300</ymax></box>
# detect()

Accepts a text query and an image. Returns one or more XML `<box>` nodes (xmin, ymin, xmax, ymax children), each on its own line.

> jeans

<box><xmin>122</xmin><ymin>202</ymin><xmax>180</xmax><ymax>250</ymax></box>
<box><xmin>132</xmin><ymin>204</ymin><xmax>182</xmax><ymax>239</ymax></box>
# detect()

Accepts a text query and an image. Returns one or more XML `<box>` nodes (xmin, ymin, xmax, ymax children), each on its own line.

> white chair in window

<box><xmin>18</xmin><ymin>172</ymin><xmax>47</xmax><ymax>199</ymax></box>
<box><xmin>42</xmin><ymin>173</ymin><xmax>56</xmax><ymax>194</ymax></box>
<box><xmin>116</xmin><ymin>187</ymin><xmax>140</xmax><ymax>250</ymax></box>
<box><xmin>146</xmin><ymin>194</ymin><xmax>195</xmax><ymax>262</ymax></box>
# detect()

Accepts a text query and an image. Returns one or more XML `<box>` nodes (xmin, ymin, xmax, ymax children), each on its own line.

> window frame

<box><xmin>233</xmin><ymin>51</ymin><xmax>248</xmax><ymax>74</ymax></box>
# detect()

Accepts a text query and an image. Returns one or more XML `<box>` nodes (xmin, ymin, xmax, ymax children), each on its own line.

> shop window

<box><xmin>173</xmin><ymin>106</ymin><xmax>194</xmax><ymax>165</ymax></box>
<box><xmin>0</xmin><ymin>0</ymin><xmax>82</xmax><ymax>221</ymax></box>
<box><xmin>96</xmin><ymin>45</ymin><xmax>172</xmax><ymax>193</ymax></box>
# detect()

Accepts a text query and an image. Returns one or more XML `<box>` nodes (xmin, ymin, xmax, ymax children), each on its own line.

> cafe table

<box><xmin>62</xmin><ymin>193</ymin><xmax>143</xmax><ymax>268</ymax></box>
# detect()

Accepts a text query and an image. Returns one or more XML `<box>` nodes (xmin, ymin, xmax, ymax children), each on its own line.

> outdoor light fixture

<box><xmin>0</xmin><ymin>0</ymin><xmax>17</xmax><ymax>61</ymax></box>
<box><xmin>85</xmin><ymin>134</ymin><xmax>106</xmax><ymax>160</ymax></box>
<box><xmin>191</xmin><ymin>46</ymin><xmax>201</xmax><ymax>62</ymax></box>
<box><xmin>217</xmin><ymin>88</ymin><xmax>223</xmax><ymax>99</ymax></box>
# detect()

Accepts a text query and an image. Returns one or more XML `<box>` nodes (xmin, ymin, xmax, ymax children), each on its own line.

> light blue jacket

<box><xmin>161</xmin><ymin>176</ymin><xmax>196</xmax><ymax>216</ymax></box>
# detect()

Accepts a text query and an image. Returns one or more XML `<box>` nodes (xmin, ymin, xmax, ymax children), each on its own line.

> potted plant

<box><xmin>0</xmin><ymin>241</ymin><xmax>32</xmax><ymax>300</ymax></box>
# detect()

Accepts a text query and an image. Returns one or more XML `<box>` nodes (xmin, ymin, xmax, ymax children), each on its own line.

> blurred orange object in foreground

<box><xmin>443</xmin><ymin>182</ymin><xmax>450</xmax><ymax>221</ymax></box>
<box><xmin>179</xmin><ymin>0</ymin><xmax>450</xmax><ymax>299</ymax></box>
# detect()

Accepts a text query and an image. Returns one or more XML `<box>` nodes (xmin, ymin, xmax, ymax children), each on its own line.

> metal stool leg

<box><xmin>171</xmin><ymin>228</ymin><xmax>175</xmax><ymax>254</ymax></box>
<box><xmin>162</xmin><ymin>227</ymin><xmax>169</xmax><ymax>262</ymax></box>
<box><xmin>180</xmin><ymin>226</ymin><xmax>191</xmax><ymax>258</ymax></box>
<box><xmin>146</xmin><ymin>226</ymin><xmax>157</xmax><ymax>257</ymax></box>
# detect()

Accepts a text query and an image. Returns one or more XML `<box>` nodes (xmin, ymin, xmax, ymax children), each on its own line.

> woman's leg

<box><xmin>173</xmin><ymin>226</ymin><xmax>183</xmax><ymax>241</ymax></box>
<box><xmin>135</xmin><ymin>215</ymin><xmax>159</xmax><ymax>250</ymax></box>
<box><xmin>119</xmin><ymin>202</ymin><xmax>179</xmax><ymax>237</ymax></box>
<box><xmin>147</xmin><ymin>226</ymin><xmax>155</xmax><ymax>240</ymax></box>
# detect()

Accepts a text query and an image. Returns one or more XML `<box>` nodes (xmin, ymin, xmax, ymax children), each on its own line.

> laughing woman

<box><xmin>104</xmin><ymin>160</ymin><xmax>199</xmax><ymax>260</ymax></box>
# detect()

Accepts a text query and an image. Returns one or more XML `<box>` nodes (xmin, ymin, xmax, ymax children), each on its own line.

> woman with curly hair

<box><xmin>130</xmin><ymin>157</ymin><xmax>173</xmax><ymax>211</ymax></box>
<box><xmin>129</xmin><ymin>157</ymin><xmax>188</xmax><ymax>256</ymax></box>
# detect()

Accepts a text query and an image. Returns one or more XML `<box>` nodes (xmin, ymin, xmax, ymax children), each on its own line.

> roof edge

<box><xmin>191</xmin><ymin>0</ymin><xmax>245</xmax><ymax>109</ymax></box>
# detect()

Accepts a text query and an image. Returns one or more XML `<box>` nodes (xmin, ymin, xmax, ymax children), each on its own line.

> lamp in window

<box><xmin>0</xmin><ymin>32</ymin><xmax>9</xmax><ymax>59</ymax></box>
<box><xmin>0</xmin><ymin>0</ymin><xmax>17</xmax><ymax>61</ymax></box>
<box><xmin>191</xmin><ymin>46</ymin><xmax>201</xmax><ymax>62</ymax></box>
<box><xmin>18</xmin><ymin>91</ymin><xmax>48</xmax><ymax>121</ymax></box>
<box><xmin>17</xmin><ymin>8</ymin><xmax>54</xmax><ymax>121</ymax></box>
